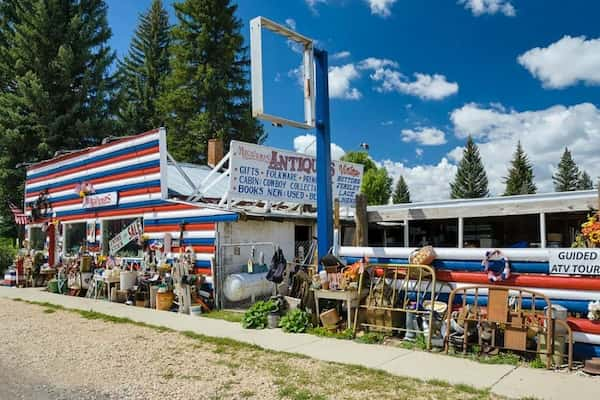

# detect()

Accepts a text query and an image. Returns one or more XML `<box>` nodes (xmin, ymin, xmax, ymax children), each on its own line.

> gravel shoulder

<box><xmin>0</xmin><ymin>298</ymin><xmax>499</xmax><ymax>400</ymax></box>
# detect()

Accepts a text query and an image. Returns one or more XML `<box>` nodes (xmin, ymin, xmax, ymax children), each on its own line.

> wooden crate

<box><xmin>487</xmin><ymin>288</ymin><xmax>509</xmax><ymax>323</ymax></box>
<box><xmin>504</xmin><ymin>326</ymin><xmax>527</xmax><ymax>351</ymax></box>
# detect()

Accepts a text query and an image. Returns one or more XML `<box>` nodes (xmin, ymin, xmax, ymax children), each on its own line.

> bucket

<box><xmin>47</xmin><ymin>279</ymin><xmax>66</xmax><ymax>294</ymax></box>
<box><xmin>81</xmin><ymin>256</ymin><xmax>92</xmax><ymax>272</ymax></box>
<box><xmin>120</xmin><ymin>271</ymin><xmax>137</xmax><ymax>291</ymax></box>
<box><xmin>190</xmin><ymin>305</ymin><xmax>203</xmax><ymax>316</ymax></box>
<box><xmin>47</xmin><ymin>279</ymin><xmax>58</xmax><ymax>293</ymax></box>
<box><xmin>268</xmin><ymin>313</ymin><xmax>280</xmax><ymax>329</ymax></box>
<box><xmin>150</xmin><ymin>286</ymin><xmax>159</xmax><ymax>309</ymax></box>
<box><xmin>156</xmin><ymin>292</ymin><xmax>174</xmax><ymax>311</ymax></box>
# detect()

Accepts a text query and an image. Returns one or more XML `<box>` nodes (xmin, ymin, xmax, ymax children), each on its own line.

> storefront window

<box><xmin>30</xmin><ymin>227</ymin><xmax>45</xmax><ymax>250</ymax></box>
<box><xmin>64</xmin><ymin>223</ymin><xmax>86</xmax><ymax>255</ymax></box>
<box><xmin>102</xmin><ymin>218</ymin><xmax>143</xmax><ymax>257</ymax></box>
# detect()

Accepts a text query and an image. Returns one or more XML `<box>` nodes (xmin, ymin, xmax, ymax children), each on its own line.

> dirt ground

<box><xmin>0</xmin><ymin>298</ymin><xmax>499</xmax><ymax>400</ymax></box>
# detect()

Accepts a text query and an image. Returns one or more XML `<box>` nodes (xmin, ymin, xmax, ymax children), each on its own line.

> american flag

<box><xmin>8</xmin><ymin>202</ymin><xmax>29</xmax><ymax>225</ymax></box>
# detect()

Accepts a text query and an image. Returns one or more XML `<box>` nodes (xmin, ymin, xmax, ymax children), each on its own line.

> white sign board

<box><xmin>229</xmin><ymin>141</ymin><xmax>363</xmax><ymax>206</ymax></box>
<box><xmin>549</xmin><ymin>249</ymin><xmax>600</xmax><ymax>275</ymax></box>
<box><xmin>82</xmin><ymin>191</ymin><xmax>118</xmax><ymax>209</ymax></box>
<box><xmin>109</xmin><ymin>219</ymin><xmax>142</xmax><ymax>255</ymax></box>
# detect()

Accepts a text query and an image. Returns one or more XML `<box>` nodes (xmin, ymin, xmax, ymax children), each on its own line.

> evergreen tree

<box><xmin>117</xmin><ymin>0</ymin><xmax>170</xmax><ymax>134</ymax></box>
<box><xmin>159</xmin><ymin>0</ymin><xmax>264</xmax><ymax>163</ymax></box>
<box><xmin>552</xmin><ymin>148</ymin><xmax>580</xmax><ymax>192</ymax></box>
<box><xmin>503</xmin><ymin>141</ymin><xmax>536</xmax><ymax>196</ymax></box>
<box><xmin>0</xmin><ymin>0</ymin><xmax>115</xmax><ymax>235</ymax></box>
<box><xmin>392</xmin><ymin>175</ymin><xmax>410</xmax><ymax>203</ymax></box>
<box><xmin>450</xmin><ymin>136</ymin><xmax>489</xmax><ymax>199</ymax></box>
<box><xmin>362</xmin><ymin>167</ymin><xmax>392</xmax><ymax>206</ymax></box>
<box><xmin>577</xmin><ymin>170</ymin><xmax>594</xmax><ymax>190</ymax></box>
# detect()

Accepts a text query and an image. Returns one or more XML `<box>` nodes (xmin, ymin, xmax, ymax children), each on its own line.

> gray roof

<box><xmin>369</xmin><ymin>190</ymin><xmax>598</xmax><ymax>222</ymax></box>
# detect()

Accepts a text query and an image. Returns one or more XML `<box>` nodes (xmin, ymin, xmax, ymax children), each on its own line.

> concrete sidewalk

<box><xmin>1</xmin><ymin>287</ymin><xmax>598</xmax><ymax>399</ymax></box>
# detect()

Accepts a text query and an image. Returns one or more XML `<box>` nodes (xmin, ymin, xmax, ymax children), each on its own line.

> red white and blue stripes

<box><xmin>24</xmin><ymin>128</ymin><xmax>238</xmax><ymax>278</ymax></box>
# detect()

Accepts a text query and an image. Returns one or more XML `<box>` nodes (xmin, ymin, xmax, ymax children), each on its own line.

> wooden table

<box><xmin>313</xmin><ymin>289</ymin><xmax>367</xmax><ymax>327</ymax></box>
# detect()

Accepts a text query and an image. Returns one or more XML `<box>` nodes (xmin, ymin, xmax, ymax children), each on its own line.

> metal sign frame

<box><xmin>250</xmin><ymin>16</ymin><xmax>315</xmax><ymax>130</ymax></box>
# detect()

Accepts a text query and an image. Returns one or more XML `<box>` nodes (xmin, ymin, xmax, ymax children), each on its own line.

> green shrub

<box><xmin>279</xmin><ymin>309</ymin><xmax>311</xmax><ymax>333</ymax></box>
<box><xmin>242</xmin><ymin>300</ymin><xmax>278</xmax><ymax>329</ymax></box>
<box><xmin>0</xmin><ymin>237</ymin><xmax>17</xmax><ymax>275</ymax></box>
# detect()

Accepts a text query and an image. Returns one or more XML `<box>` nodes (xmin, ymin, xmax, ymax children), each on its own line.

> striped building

<box><xmin>24</xmin><ymin>128</ymin><xmax>238</xmax><ymax>278</ymax></box>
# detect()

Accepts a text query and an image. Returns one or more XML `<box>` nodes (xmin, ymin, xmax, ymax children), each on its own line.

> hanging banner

<box><xmin>549</xmin><ymin>249</ymin><xmax>600</xmax><ymax>275</ymax></box>
<box><xmin>109</xmin><ymin>219</ymin><xmax>142</xmax><ymax>255</ymax></box>
<box><xmin>228</xmin><ymin>140</ymin><xmax>364</xmax><ymax>206</ymax></box>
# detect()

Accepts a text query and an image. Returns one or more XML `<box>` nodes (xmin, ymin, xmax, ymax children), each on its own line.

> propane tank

<box><xmin>223</xmin><ymin>272</ymin><xmax>272</xmax><ymax>303</ymax></box>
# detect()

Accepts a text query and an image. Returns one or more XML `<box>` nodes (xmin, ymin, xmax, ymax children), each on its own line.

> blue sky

<box><xmin>106</xmin><ymin>0</ymin><xmax>600</xmax><ymax>201</ymax></box>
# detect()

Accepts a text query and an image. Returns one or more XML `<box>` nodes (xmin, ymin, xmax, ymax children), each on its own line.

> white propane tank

<box><xmin>223</xmin><ymin>272</ymin><xmax>272</xmax><ymax>303</ymax></box>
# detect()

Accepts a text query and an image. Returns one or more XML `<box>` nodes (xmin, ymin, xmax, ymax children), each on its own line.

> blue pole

<box><xmin>314</xmin><ymin>49</ymin><xmax>333</xmax><ymax>267</ymax></box>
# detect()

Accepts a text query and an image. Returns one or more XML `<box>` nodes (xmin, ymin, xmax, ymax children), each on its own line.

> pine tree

<box><xmin>158</xmin><ymin>0</ymin><xmax>264</xmax><ymax>163</ymax></box>
<box><xmin>362</xmin><ymin>167</ymin><xmax>392</xmax><ymax>205</ymax></box>
<box><xmin>577</xmin><ymin>170</ymin><xmax>594</xmax><ymax>190</ymax></box>
<box><xmin>117</xmin><ymin>0</ymin><xmax>170</xmax><ymax>134</ymax></box>
<box><xmin>503</xmin><ymin>141</ymin><xmax>536</xmax><ymax>196</ymax></box>
<box><xmin>552</xmin><ymin>148</ymin><xmax>580</xmax><ymax>192</ymax></box>
<box><xmin>450</xmin><ymin>136</ymin><xmax>489</xmax><ymax>199</ymax></box>
<box><xmin>392</xmin><ymin>176</ymin><xmax>410</xmax><ymax>203</ymax></box>
<box><xmin>0</xmin><ymin>0</ymin><xmax>116</xmax><ymax>235</ymax></box>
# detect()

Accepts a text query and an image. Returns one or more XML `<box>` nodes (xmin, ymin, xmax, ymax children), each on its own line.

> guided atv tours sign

<box><xmin>549</xmin><ymin>249</ymin><xmax>600</xmax><ymax>275</ymax></box>
<box><xmin>229</xmin><ymin>140</ymin><xmax>364</xmax><ymax>207</ymax></box>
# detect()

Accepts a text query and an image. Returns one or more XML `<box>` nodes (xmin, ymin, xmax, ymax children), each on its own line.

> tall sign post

<box><xmin>250</xmin><ymin>16</ymin><xmax>338</xmax><ymax>267</ymax></box>
<box><xmin>314</xmin><ymin>49</ymin><xmax>333</xmax><ymax>261</ymax></box>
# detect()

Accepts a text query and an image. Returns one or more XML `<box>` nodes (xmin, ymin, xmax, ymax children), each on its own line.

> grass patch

<box><xmin>454</xmin><ymin>383</ymin><xmax>484</xmax><ymax>394</ymax></box>
<box><xmin>202</xmin><ymin>309</ymin><xmax>244</xmax><ymax>323</ymax></box>
<box><xmin>278</xmin><ymin>384</ymin><xmax>327</xmax><ymax>400</ymax></box>
<box><xmin>427</xmin><ymin>379</ymin><xmax>452</xmax><ymax>388</ymax></box>
<box><xmin>43</xmin><ymin>308</ymin><xmax>56</xmax><ymax>314</ymax></box>
<box><xmin>240</xmin><ymin>390</ymin><xmax>255</xmax><ymax>398</ymax></box>
<box><xmin>354</xmin><ymin>331</ymin><xmax>385</xmax><ymax>344</ymax></box>
<box><xmin>307</xmin><ymin>326</ymin><xmax>354</xmax><ymax>340</ymax></box>
<box><xmin>528</xmin><ymin>357</ymin><xmax>546</xmax><ymax>369</ymax></box>
<box><xmin>398</xmin><ymin>334</ymin><xmax>428</xmax><ymax>351</ymax></box>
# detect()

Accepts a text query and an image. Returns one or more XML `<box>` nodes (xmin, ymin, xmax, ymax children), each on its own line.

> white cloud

<box><xmin>450</xmin><ymin>102</ymin><xmax>600</xmax><ymax>195</ymax></box>
<box><xmin>328</xmin><ymin>64</ymin><xmax>362</xmax><ymax>100</ymax></box>
<box><xmin>284</xmin><ymin>18</ymin><xmax>297</xmax><ymax>30</ymax></box>
<box><xmin>358</xmin><ymin>57</ymin><xmax>398</xmax><ymax>70</ymax></box>
<box><xmin>371</xmin><ymin>70</ymin><xmax>459</xmax><ymax>100</ymax></box>
<box><xmin>381</xmin><ymin>158</ymin><xmax>458</xmax><ymax>202</ymax></box>
<box><xmin>293</xmin><ymin>134</ymin><xmax>346</xmax><ymax>160</ymax></box>
<box><xmin>305</xmin><ymin>0</ymin><xmax>327</xmax><ymax>14</ymax></box>
<box><xmin>290</xmin><ymin>63</ymin><xmax>362</xmax><ymax>100</ymax></box>
<box><xmin>518</xmin><ymin>36</ymin><xmax>600</xmax><ymax>89</ymax></box>
<box><xmin>401</xmin><ymin>127</ymin><xmax>447</xmax><ymax>145</ymax></box>
<box><xmin>415</xmin><ymin>148</ymin><xmax>424</xmax><ymax>157</ymax></box>
<box><xmin>459</xmin><ymin>0</ymin><xmax>516</xmax><ymax>17</ymax></box>
<box><xmin>366</xmin><ymin>0</ymin><xmax>397</xmax><ymax>17</ymax></box>
<box><xmin>359</xmin><ymin>58</ymin><xmax>458</xmax><ymax>100</ymax></box>
<box><xmin>380</xmin><ymin>120</ymin><xmax>394</xmax><ymax>126</ymax></box>
<box><xmin>332</xmin><ymin>51</ymin><xmax>351</xmax><ymax>60</ymax></box>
